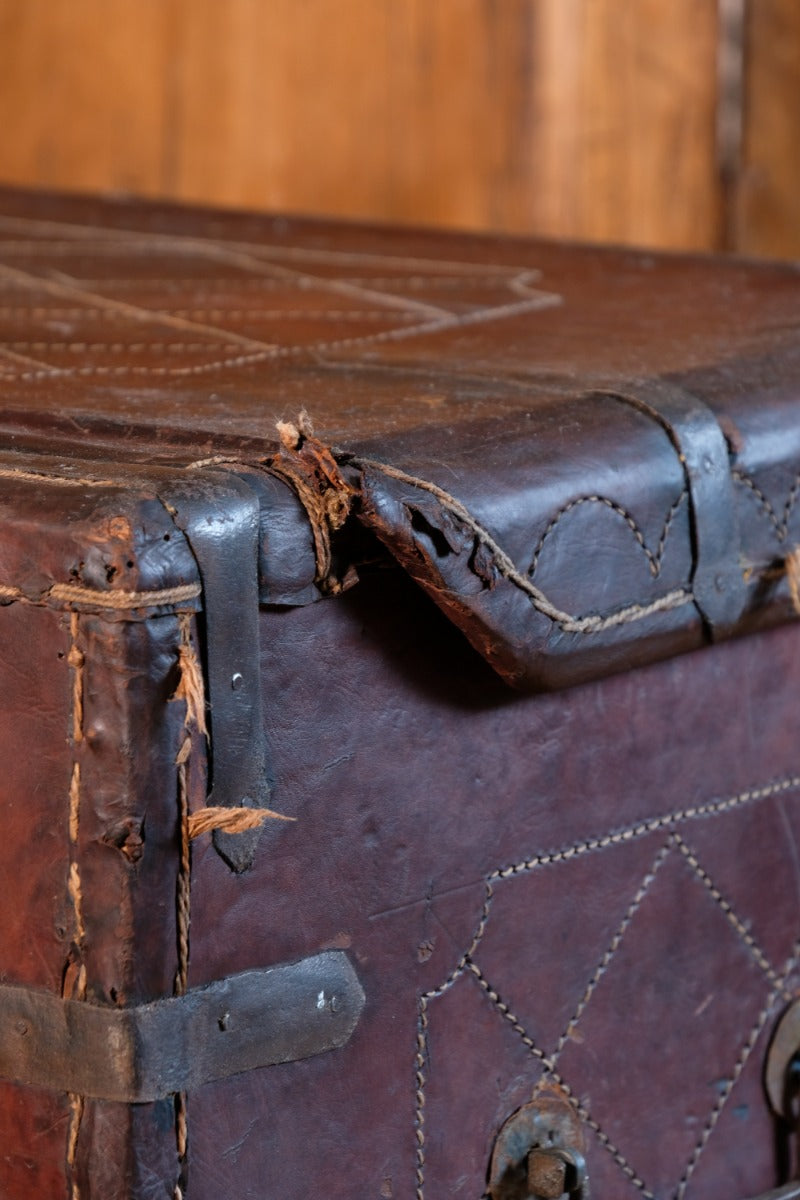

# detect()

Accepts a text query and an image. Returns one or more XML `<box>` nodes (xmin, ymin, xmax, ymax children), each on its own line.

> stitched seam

<box><xmin>1</xmin><ymin>340</ymin><xmax>233</xmax><ymax>353</ymax></box>
<box><xmin>732</xmin><ymin>468</ymin><xmax>800</xmax><ymax>543</ymax></box>
<box><xmin>783</xmin><ymin>476</ymin><xmax>800</xmax><ymax>540</ymax></box>
<box><xmin>413</xmin><ymin>775</ymin><xmax>800</xmax><ymax>1198</ymax></box>
<box><xmin>3</xmin><ymin>271</ymin><xmax>521</xmax><ymax>291</ymax></box>
<box><xmin>673</xmin><ymin>834</ymin><xmax>791</xmax><ymax>999</ymax></box>
<box><xmin>529</xmin><ymin>491</ymin><xmax>687</xmax><ymax>579</ymax></box>
<box><xmin>0</xmin><ymin>209</ymin><xmax>547</xmax><ymax>278</ymax></box>
<box><xmin>552</xmin><ymin>840</ymin><xmax>673</xmax><ymax>1064</ymax></box>
<box><xmin>487</xmin><ymin>775</ymin><xmax>800</xmax><ymax>893</ymax></box>
<box><xmin>466</xmin><ymin>962</ymin><xmax>653</xmax><ymax>1197</ymax></box>
<box><xmin>65</xmin><ymin>612</ymin><xmax>87</xmax><ymax>1200</ymax></box>
<box><xmin>0</xmin><ymin>306</ymin><xmax>420</xmax><ymax>322</ymax></box>
<box><xmin>0</xmin><ymin>581</ymin><xmax>200</xmax><ymax>611</ymax></box>
<box><xmin>171</xmin><ymin>613</ymin><xmax>206</xmax><ymax>1195</ymax></box>
<box><xmin>675</xmin><ymin>942</ymin><xmax>800</xmax><ymax>1198</ymax></box>
<box><xmin>357</xmin><ymin>457</ymin><xmax>693</xmax><ymax>634</ymax></box>
<box><xmin>0</xmin><ymin>288</ymin><xmax>561</xmax><ymax>382</ymax></box>
<box><xmin>0</xmin><ymin>262</ymin><xmax>282</xmax><ymax>356</ymax></box>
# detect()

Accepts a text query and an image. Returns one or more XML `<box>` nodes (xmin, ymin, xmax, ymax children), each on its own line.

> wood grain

<box><xmin>735</xmin><ymin>0</ymin><xmax>800</xmax><ymax>257</ymax></box>
<box><xmin>531</xmin><ymin>0</ymin><xmax>722</xmax><ymax>249</ymax></box>
<box><xmin>0</xmin><ymin>0</ymin><xmax>176</xmax><ymax>195</ymax></box>
<box><xmin>0</xmin><ymin>0</ymin><xmax>787</xmax><ymax>255</ymax></box>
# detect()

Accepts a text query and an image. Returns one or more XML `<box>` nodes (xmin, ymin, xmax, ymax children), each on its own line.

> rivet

<box><xmin>231</xmin><ymin>672</ymin><xmax>243</xmax><ymax>691</ymax></box>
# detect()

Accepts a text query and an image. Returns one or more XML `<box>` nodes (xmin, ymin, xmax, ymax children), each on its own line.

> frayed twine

<box><xmin>271</xmin><ymin>410</ymin><xmax>356</xmax><ymax>592</ymax></box>
<box><xmin>172</xmin><ymin>616</ymin><xmax>208</xmax><ymax>739</ymax></box>
<box><xmin>171</xmin><ymin>614</ymin><xmax>295</xmax><ymax>837</ymax></box>
<box><xmin>188</xmin><ymin>805</ymin><xmax>296</xmax><ymax>840</ymax></box>
<box><xmin>786</xmin><ymin>547</ymin><xmax>800</xmax><ymax>615</ymax></box>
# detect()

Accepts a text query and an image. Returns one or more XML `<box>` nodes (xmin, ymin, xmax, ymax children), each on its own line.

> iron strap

<box><xmin>0</xmin><ymin>951</ymin><xmax>364</xmax><ymax>1103</ymax></box>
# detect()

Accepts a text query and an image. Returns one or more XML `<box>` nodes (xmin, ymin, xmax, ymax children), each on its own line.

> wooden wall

<box><xmin>0</xmin><ymin>0</ymin><xmax>797</xmax><ymax>256</ymax></box>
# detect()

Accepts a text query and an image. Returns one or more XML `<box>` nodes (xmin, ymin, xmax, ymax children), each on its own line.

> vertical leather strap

<box><xmin>160</xmin><ymin>471</ymin><xmax>270</xmax><ymax>872</ymax></box>
<box><xmin>600</xmin><ymin>380</ymin><xmax>746</xmax><ymax>637</ymax></box>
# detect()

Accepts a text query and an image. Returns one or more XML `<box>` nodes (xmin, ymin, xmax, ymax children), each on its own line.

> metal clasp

<box><xmin>488</xmin><ymin>1089</ymin><xmax>589</xmax><ymax>1200</ymax></box>
<box><xmin>765</xmin><ymin>1000</ymin><xmax>800</xmax><ymax>1195</ymax></box>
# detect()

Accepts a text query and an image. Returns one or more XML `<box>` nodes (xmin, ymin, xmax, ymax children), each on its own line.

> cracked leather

<box><xmin>0</xmin><ymin>190</ymin><xmax>798</xmax><ymax>1197</ymax></box>
<box><xmin>0</xmin><ymin>188</ymin><xmax>798</xmax><ymax>687</ymax></box>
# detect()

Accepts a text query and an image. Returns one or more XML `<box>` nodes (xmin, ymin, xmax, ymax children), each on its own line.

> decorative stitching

<box><xmin>552</xmin><ymin>840</ymin><xmax>672</xmax><ymax>1063</ymax></box>
<box><xmin>0</xmin><ymin>465</ymin><xmax>118</xmax><ymax>488</ymax></box>
<box><xmin>673</xmin><ymin>834</ymin><xmax>792</xmax><ymax>999</ymax></box>
<box><xmin>357</xmin><ymin>457</ymin><xmax>694</xmax><ymax>634</ymax></box>
<box><xmin>675</xmin><ymin>942</ymin><xmax>800</xmax><ymax>1198</ymax></box>
<box><xmin>485</xmin><ymin>775</ymin><xmax>800</xmax><ymax>895</ymax></box>
<box><xmin>0</xmin><ymin>306</ymin><xmax>418</xmax><ymax>321</ymax></box>
<box><xmin>466</xmin><ymin>961</ymin><xmax>653</xmax><ymax>1198</ymax></box>
<box><xmin>0</xmin><ymin>263</ymin><xmax>282</xmax><ymax>356</ymax></box>
<box><xmin>733</xmin><ymin>468</ymin><xmax>800</xmax><ymax>543</ymax></box>
<box><xmin>414</xmin><ymin>774</ymin><xmax>800</xmax><ymax>1199</ymax></box>
<box><xmin>1</xmin><ymin>340</ymin><xmax>232</xmax><ymax>353</ymax></box>
<box><xmin>528</xmin><ymin>491</ymin><xmax>688</xmax><ymax>579</ymax></box>
<box><xmin>0</xmin><ymin>210</ymin><xmax>546</xmax><ymax>278</ymax></box>
<box><xmin>0</xmin><ymin>287</ymin><xmax>561</xmax><ymax>383</ymax></box>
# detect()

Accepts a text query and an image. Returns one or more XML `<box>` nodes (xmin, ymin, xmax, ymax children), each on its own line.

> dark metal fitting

<box><xmin>0</xmin><ymin>950</ymin><xmax>364</xmax><ymax>1102</ymax></box>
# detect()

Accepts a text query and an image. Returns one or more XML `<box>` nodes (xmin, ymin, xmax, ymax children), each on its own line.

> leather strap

<box><xmin>161</xmin><ymin>470</ymin><xmax>270</xmax><ymax>872</ymax></box>
<box><xmin>604</xmin><ymin>380</ymin><xmax>746</xmax><ymax>637</ymax></box>
<box><xmin>0</xmin><ymin>952</ymin><xmax>364</xmax><ymax>1102</ymax></box>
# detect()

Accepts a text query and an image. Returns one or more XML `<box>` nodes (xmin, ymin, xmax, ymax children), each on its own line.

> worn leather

<box><xmin>186</xmin><ymin>577</ymin><xmax>800</xmax><ymax>1200</ymax></box>
<box><xmin>0</xmin><ymin>190</ymin><xmax>798</xmax><ymax>1197</ymax></box>
<box><xmin>0</xmin><ymin>188</ymin><xmax>800</xmax><ymax>685</ymax></box>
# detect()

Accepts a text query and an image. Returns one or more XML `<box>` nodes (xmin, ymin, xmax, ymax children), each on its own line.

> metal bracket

<box><xmin>0</xmin><ymin>951</ymin><xmax>364</xmax><ymax>1103</ymax></box>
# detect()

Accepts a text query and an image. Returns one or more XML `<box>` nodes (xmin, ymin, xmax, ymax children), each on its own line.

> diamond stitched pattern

<box><xmin>414</xmin><ymin>777</ymin><xmax>800</xmax><ymax>1200</ymax></box>
<box><xmin>0</xmin><ymin>212</ymin><xmax>561</xmax><ymax>383</ymax></box>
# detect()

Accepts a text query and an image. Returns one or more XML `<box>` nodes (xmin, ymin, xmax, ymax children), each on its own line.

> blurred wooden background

<box><xmin>0</xmin><ymin>0</ymin><xmax>797</xmax><ymax>256</ymax></box>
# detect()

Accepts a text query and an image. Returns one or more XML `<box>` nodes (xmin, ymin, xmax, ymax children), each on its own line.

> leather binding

<box><xmin>0</xmin><ymin>187</ymin><xmax>799</xmax><ymax>1198</ymax></box>
<box><xmin>603</xmin><ymin>379</ymin><xmax>746</xmax><ymax>636</ymax></box>
<box><xmin>161</xmin><ymin>471</ymin><xmax>272</xmax><ymax>872</ymax></box>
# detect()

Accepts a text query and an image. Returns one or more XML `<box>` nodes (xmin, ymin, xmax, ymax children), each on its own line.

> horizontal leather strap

<box><xmin>0</xmin><ymin>951</ymin><xmax>364</xmax><ymax>1102</ymax></box>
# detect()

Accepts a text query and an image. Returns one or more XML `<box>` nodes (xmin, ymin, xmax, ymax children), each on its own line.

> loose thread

<box><xmin>173</xmin><ymin>611</ymin><xmax>208</xmax><ymax>739</ymax></box>
<box><xmin>188</xmin><ymin>805</ymin><xmax>295</xmax><ymax>839</ymax></box>
<box><xmin>270</xmin><ymin>410</ymin><xmax>356</xmax><ymax>592</ymax></box>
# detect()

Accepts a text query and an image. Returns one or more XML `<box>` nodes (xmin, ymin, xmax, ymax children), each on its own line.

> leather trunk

<box><xmin>0</xmin><ymin>187</ymin><xmax>800</xmax><ymax>1200</ymax></box>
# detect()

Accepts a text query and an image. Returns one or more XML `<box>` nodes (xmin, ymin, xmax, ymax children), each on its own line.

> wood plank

<box><xmin>735</xmin><ymin>0</ymin><xmax>800</xmax><ymax>257</ymax></box>
<box><xmin>0</xmin><ymin>0</ymin><xmax>725</xmax><ymax>251</ymax></box>
<box><xmin>0</xmin><ymin>0</ymin><xmax>176</xmax><ymax>196</ymax></box>
<box><xmin>168</xmin><ymin>0</ymin><xmax>538</xmax><ymax>231</ymax></box>
<box><xmin>531</xmin><ymin>0</ymin><xmax>723</xmax><ymax>249</ymax></box>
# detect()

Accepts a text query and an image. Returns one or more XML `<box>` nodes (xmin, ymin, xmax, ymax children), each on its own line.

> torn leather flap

<box><xmin>347</xmin><ymin>382</ymin><xmax>795</xmax><ymax>692</ymax></box>
<box><xmin>356</xmin><ymin>458</ymin><xmax>701</xmax><ymax>691</ymax></box>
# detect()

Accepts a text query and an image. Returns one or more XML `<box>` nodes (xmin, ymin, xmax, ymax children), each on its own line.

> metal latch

<box><xmin>0</xmin><ymin>950</ymin><xmax>364</xmax><ymax>1102</ymax></box>
<box><xmin>488</xmin><ymin>1090</ymin><xmax>589</xmax><ymax>1199</ymax></box>
<box><xmin>762</xmin><ymin>999</ymin><xmax>800</xmax><ymax>1198</ymax></box>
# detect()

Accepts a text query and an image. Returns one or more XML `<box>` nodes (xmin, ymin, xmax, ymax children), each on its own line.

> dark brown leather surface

<box><xmin>0</xmin><ymin>187</ymin><xmax>799</xmax><ymax>685</ymax></box>
<box><xmin>0</xmin><ymin>189</ymin><xmax>798</xmax><ymax>1197</ymax></box>
<box><xmin>185</xmin><ymin>575</ymin><xmax>800</xmax><ymax>1200</ymax></box>
<box><xmin>0</xmin><ymin>477</ymin><xmax>190</xmax><ymax>1196</ymax></box>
